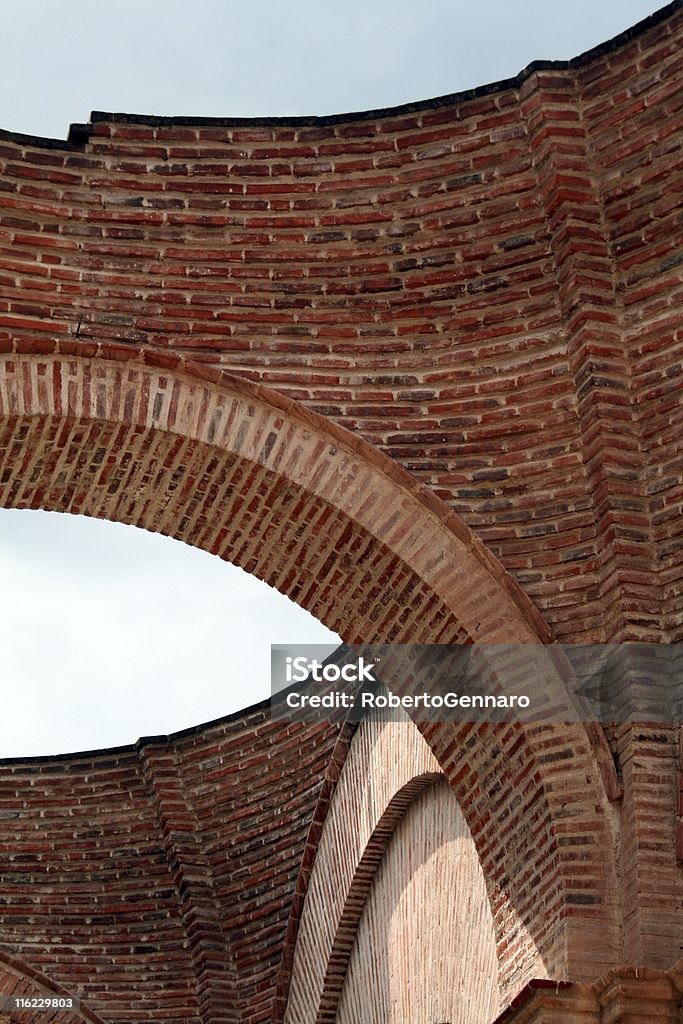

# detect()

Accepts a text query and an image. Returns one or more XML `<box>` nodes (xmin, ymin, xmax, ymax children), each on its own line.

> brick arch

<box><xmin>284</xmin><ymin>714</ymin><xmax>444</xmax><ymax>1024</ymax></box>
<box><xmin>335</xmin><ymin>777</ymin><xmax>500</xmax><ymax>1024</ymax></box>
<box><xmin>0</xmin><ymin>342</ymin><xmax>565</xmax><ymax>645</ymax></box>
<box><xmin>284</xmin><ymin>706</ymin><xmax>615</xmax><ymax>1024</ymax></box>
<box><xmin>0</xmin><ymin>951</ymin><xmax>107</xmax><ymax>1024</ymax></box>
<box><xmin>316</xmin><ymin>773</ymin><xmax>447</xmax><ymax>1023</ymax></box>
<box><xmin>286</xmin><ymin>715</ymin><xmax>502</xmax><ymax>1024</ymax></box>
<box><xmin>0</xmin><ymin>347</ymin><xmax>619</xmax><ymax>999</ymax></box>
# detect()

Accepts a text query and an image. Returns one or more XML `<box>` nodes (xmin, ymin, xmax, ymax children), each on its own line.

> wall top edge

<box><xmin>0</xmin><ymin>0</ymin><xmax>679</xmax><ymax>151</ymax></box>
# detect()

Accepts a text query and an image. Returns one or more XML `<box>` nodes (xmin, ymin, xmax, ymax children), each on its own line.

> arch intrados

<box><xmin>283</xmin><ymin>713</ymin><xmax>447</xmax><ymax>1024</ymax></box>
<box><xmin>316</xmin><ymin>772</ymin><xmax>445</xmax><ymax>1023</ymax></box>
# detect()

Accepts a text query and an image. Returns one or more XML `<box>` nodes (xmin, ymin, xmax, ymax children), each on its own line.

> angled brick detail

<box><xmin>139</xmin><ymin>742</ymin><xmax>238</xmax><ymax>1024</ymax></box>
<box><xmin>520</xmin><ymin>68</ymin><xmax>655</xmax><ymax>644</ymax></box>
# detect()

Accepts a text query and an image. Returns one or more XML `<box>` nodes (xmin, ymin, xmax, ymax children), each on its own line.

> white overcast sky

<box><xmin>0</xmin><ymin>0</ymin><xmax>662</xmax><ymax>756</ymax></box>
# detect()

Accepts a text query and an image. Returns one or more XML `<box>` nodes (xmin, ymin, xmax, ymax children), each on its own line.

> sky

<box><xmin>0</xmin><ymin>0</ymin><xmax>664</xmax><ymax>756</ymax></box>
<box><xmin>0</xmin><ymin>0</ymin><xmax>664</xmax><ymax>139</ymax></box>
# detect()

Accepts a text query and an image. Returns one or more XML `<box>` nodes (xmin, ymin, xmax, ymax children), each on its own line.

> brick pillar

<box><xmin>520</xmin><ymin>65</ymin><xmax>683</xmax><ymax>971</ymax></box>
<box><xmin>519</xmin><ymin>68</ymin><xmax>657</xmax><ymax>644</ymax></box>
<box><xmin>611</xmin><ymin>721</ymin><xmax>682</xmax><ymax>967</ymax></box>
<box><xmin>496</xmin><ymin>970</ymin><xmax>682</xmax><ymax>1023</ymax></box>
<box><xmin>596</xmin><ymin>968</ymin><xmax>680</xmax><ymax>1024</ymax></box>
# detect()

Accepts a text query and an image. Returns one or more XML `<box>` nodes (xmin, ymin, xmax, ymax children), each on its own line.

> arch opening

<box><xmin>0</xmin><ymin>506</ymin><xmax>338</xmax><ymax>756</ymax></box>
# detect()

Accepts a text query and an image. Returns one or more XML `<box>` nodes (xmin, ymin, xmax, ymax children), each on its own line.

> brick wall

<box><xmin>0</xmin><ymin>2</ymin><xmax>682</xmax><ymax>1021</ymax></box>
<box><xmin>0</xmin><ymin>709</ymin><xmax>342</xmax><ymax>1023</ymax></box>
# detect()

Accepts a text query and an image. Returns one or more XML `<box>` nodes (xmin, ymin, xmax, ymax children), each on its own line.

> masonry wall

<box><xmin>1</xmin><ymin>3</ymin><xmax>683</xmax><ymax>1022</ymax></box>
<box><xmin>0</xmin><ymin>711</ymin><xmax>343</xmax><ymax>1023</ymax></box>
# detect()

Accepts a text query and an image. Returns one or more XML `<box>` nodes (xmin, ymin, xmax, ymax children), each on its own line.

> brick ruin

<box><xmin>0</xmin><ymin>2</ymin><xmax>682</xmax><ymax>1020</ymax></box>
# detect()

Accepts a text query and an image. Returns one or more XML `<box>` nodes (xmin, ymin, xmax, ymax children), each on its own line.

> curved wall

<box><xmin>0</xmin><ymin>706</ymin><xmax>344</xmax><ymax>1023</ymax></box>
<box><xmin>0</xmin><ymin>3</ymin><xmax>682</xmax><ymax>1022</ymax></box>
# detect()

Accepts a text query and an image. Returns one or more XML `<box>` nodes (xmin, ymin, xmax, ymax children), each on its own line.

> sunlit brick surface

<box><xmin>336</xmin><ymin>780</ymin><xmax>498</xmax><ymax>1024</ymax></box>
